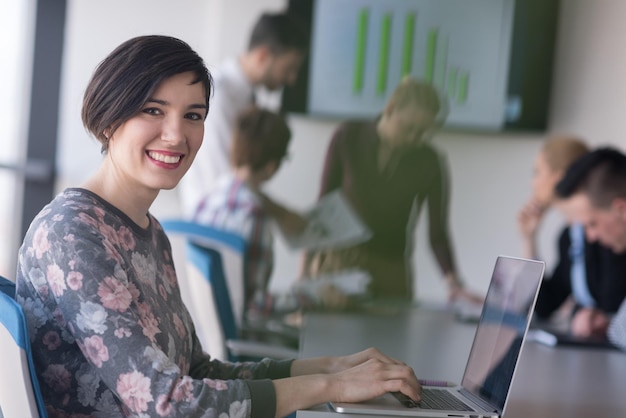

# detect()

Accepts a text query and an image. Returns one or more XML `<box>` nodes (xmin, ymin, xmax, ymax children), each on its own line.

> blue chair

<box><xmin>0</xmin><ymin>276</ymin><xmax>48</xmax><ymax>418</ymax></box>
<box><xmin>161</xmin><ymin>220</ymin><xmax>298</xmax><ymax>362</ymax></box>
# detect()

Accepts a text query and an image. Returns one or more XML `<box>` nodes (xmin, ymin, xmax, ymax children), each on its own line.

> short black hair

<box><xmin>248</xmin><ymin>12</ymin><xmax>308</xmax><ymax>54</ymax></box>
<box><xmin>555</xmin><ymin>147</ymin><xmax>626</xmax><ymax>208</ymax></box>
<box><xmin>82</xmin><ymin>35</ymin><xmax>212</xmax><ymax>153</ymax></box>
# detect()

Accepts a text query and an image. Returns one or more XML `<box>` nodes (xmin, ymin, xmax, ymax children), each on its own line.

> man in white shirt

<box><xmin>555</xmin><ymin>147</ymin><xmax>626</xmax><ymax>350</ymax></box>
<box><xmin>179</xmin><ymin>12</ymin><xmax>307</xmax><ymax>217</ymax></box>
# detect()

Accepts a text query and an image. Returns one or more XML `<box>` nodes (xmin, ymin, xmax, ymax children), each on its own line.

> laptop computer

<box><xmin>329</xmin><ymin>255</ymin><xmax>545</xmax><ymax>418</ymax></box>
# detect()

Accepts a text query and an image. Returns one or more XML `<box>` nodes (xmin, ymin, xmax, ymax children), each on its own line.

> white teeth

<box><xmin>148</xmin><ymin>151</ymin><xmax>181</xmax><ymax>164</ymax></box>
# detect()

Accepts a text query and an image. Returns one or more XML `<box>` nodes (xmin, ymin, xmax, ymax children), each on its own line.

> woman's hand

<box><xmin>328</xmin><ymin>357</ymin><xmax>421</xmax><ymax>404</ymax></box>
<box><xmin>517</xmin><ymin>198</ymin><xmax>547</xmax><ymax>240</ymax></box>
<box><xmin>275</xmin><ymin>349</ymin><xmax>421</xmax><ymax>418</ymax></box>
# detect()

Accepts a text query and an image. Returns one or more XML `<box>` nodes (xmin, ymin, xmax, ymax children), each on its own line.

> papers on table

<box><xmin>292</xmin><ymin>269</ymin><xmax>372</xmax><ymax>302</ymax></box>
<box><xmin>282</xmin><ymin>190</ymin><xmax>371</xmax><ymax>251</ymax></box>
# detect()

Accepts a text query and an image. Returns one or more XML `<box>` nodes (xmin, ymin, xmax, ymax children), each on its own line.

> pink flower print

<box><xmin>83</xmin><ymin>335</ymin><xmax>109</xmax><ymax>368</ymax></box>
<box><xmin>76</xmin><ymin>212</ymin><xmax>99</xmax><ymax>229</ymax></box>
<box><xmin>66</xmin><ymin>270</ymin><xmax>84</xmax><ymax>290</ymax></box>
<box><xmin>33</xmin><ymin>224</ymin><xmax>51</xmax><ymax>259</ymax></box>
<box><xmin>102</xmin><ymin>237</ymin><xmax>123</xmax><ymax>264</ymax></box>
<box><xmin>98</xmin><ymin>276</ymin><xmax>132</xmax><ymax>312</ymax></box>
<box><xmin>42</xmin><ymin>330</ymin><xmax>62</xmax><ymax>350</ymax></box>
<box><xmin>51</xmin><ymin>213</ymin><xmax>64</xmax><ymax>222</ymax></box>
<box><xmin>93</xmin><ymin>205</ymin><xmax>106</xmax><ymax>220</ymax></box>
<box><xmin>114</xmin><ymin>327</ymin><xmax>132</xmax><ymax>338</ymax></box>
<box><xmin>173</xmin><ymin>313</ymin><xmax>186</xmax><ymax>339</ymax></box>
<box><xmin>46</xmin><ymin>263</ymin><xmax>66</xmax><ymax>297</ymax></box>
<box><xmin>162</xmin><ymin>248</ymin><xmax>172</xmax><ymax>263</ymax></box>
<box><xmin>38</xmin><ymin>284</ymin><xmax>50</xmax><ymax>299</ymax></box>
<box><xmin>155</xmin><ymin>394</ymin><xmax>172</xmax><ymax>416</ymax></box>
<box><xmin>118</xmin><ymin>226</ymin><xmax>136</xmax><ymax>251</ymax></box>
<box><xmin>137</xmin><ymin>302</ymin><xmax>160</xmax><ymax>342</ymax></box>
<box><xmin>128</xmin><ymin>283</ymin><xmax>141</xmax><ymax>302</ymax></box>
<box><xmin>116</xmin><ymin>371</ymin><xmax>154</xmax><ymax>414</ymax></box>
<box><xmin>172</xmin><ymin>376</ymin><xmax>194</xmax><ymax>402</ymax></box>
<box><xmin>203</xmin><ymin>378</ymin><xmax>228</xmax><ymax>391</ymax></box>
<box><xmin>163</xmin><ymin>264</ymin><xmax>177</xmax><ymax>288</ymax></box>
<box><xmin>53</xmin><ymin>307</ymin><xmax>67</xmax><ymax>327</ymax></box>
<box><xmin>99</xmin><ymin>223</ymin><xmax>120</xmax><ymax>247</ymax></box>
<box><xmin>158</xmin><ymin>284</ymin><xmax>167</xmax><ymax>300</ymax></box>
<box><xmin>42</xmin><ymin>364</ymin><xmax>72</xmax><ymax>393</ymax></box>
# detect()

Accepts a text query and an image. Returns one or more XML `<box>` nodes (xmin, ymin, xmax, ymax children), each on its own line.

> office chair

<box><xmin>0</xmin><ymin>276</ymin><xmax>48</xmax><ymax>418</ymax></box>
<box><xmin>160</xmin><ymin>220</ymin><xmax>298</xmax><ymax>362</ymax></box>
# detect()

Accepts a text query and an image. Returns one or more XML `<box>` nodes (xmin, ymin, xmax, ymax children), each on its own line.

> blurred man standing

<box><xmin>179</xmin><ymin>11</ymin><xmax>308</xmax><ymax>217</ymax></box>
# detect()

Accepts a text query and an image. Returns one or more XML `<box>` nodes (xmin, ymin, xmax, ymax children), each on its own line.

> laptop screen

<box><xmin>460</xmin><ymin>256</ymin><xmax>544</xmax><ymax>412</ymax></box>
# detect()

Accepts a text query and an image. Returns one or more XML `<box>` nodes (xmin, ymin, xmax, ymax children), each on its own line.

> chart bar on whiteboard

<box><xmin>425</xmin><ymin>28</ymin><xmax>438</xmax><ymax>82</ymax></box>
<box><xmin>447</xmin><ymin>67</ymin><xmax>458</xmax><ymax>98</ymax></box>
<box><xmin>458</xmin><ymin>71</ymin><xmax>470</xmax><ymax>104</ymax></box>
<box><xmin>435</xmin><ymin>35</ymin><xmax>448</xmax><ymax>89</ymax></box>
<box><xmin>353</xmin><ymin>8</ymin><xmax>368</xmax><ymax>93</ymax></box>
<box><xmin>377</xmin><ymin>13</ymin><xmax>392</xmax><ymax>95</ymax></box>
<box><xmin>402</xmin><ymin>13</ymin><xmax>416</xmax><ymax>76</ymax></box>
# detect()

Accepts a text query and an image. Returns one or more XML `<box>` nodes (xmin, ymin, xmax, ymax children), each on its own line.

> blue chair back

<box><xmin>186</xmin><ymin>242</ymin><xmax>239</xmax><ymax>344</ymax></box>
<box><xmin>0</xmin><ymin>276</ymin><xmax>48</xmax><ymax>417</ymax></box>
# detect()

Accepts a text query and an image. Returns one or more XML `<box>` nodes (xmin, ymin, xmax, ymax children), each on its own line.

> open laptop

<box><xmin>329</xmin><ymin>255</ymin><xmax>545</xmax><ymax>418</ymax></box>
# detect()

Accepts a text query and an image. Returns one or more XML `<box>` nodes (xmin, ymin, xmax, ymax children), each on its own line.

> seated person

<box><xmin>518</xmin><ymin>137</ymin><xmax>626</xmax><ymax>336</ymax></box>
<box><xmin>15</xmin><ymin>35</ymin><xmax>421</xmax><ymax>416</ymax></box>
<box><xmin>302</xmin><ymin>77</ymin><xmax>481</xmax><ymax>304</ymax></box>
<box><xmin>194</xmin><ymin>106</ymin><xmax>311</xmax><ymax>323</ymax></box>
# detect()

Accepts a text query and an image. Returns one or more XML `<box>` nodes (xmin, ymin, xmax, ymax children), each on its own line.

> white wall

<box><xmin>58</xmin><ymin>0</ymin><xmax>626</xmax><ymax>304</ymax></box>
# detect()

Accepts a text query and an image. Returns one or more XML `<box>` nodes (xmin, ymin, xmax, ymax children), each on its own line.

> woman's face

<box><xmin>531</xmin><ymin>151</ymin><xmax>562</xmax><ymax>205</ymax></box>
<box><xmin>106</xmin><ymin>71</ymin><xmax>207</xmax><ymax>194</ymax></box>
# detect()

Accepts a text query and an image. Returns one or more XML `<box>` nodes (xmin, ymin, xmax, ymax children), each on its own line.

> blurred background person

<box><xmin>555</xmin><ymin>147</ymin><xmax>626</xmax><ymax>344</ymax></box>
<box><xmin>194</xmin><ymin>106</ymin><xmax>309</xmax><ymax>326</ymax></box>
<box><xmin>179</xmin><ymin>10</ymin><xmax>308</xmax><ymax>218</ymax></box>
<box><xmin>519</xmin><ymin>137</ymin><xmax>626</xmax><ymax>335</ymax></box>
<box><xmin>302</xmin><ymin>77</ymin><xmax>480</xmax><ymax>305</ymax></box>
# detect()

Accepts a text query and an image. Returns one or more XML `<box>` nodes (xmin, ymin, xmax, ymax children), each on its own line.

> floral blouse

<box><xmin>16</xmin><ymin>188</ymin><xmax>292</xmax><ymax>418</ymax></box>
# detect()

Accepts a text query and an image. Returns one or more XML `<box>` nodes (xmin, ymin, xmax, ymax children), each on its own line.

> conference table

<box><xmin>296</xmin><ymin>303</ymin><xmax>626</xmax><ymax>418</ymax></box>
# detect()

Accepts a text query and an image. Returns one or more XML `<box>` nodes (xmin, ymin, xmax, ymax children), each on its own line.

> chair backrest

<box><xmin>0</xmin><ymin>276</ymin><xmax>47</xmax><ymax>418</ymax></box>
<box><xmin>160</xmin><ymin>220</ymin><xmax>247</xmax><ymax>361</ymax></box>
<box><xmin>160</xmin><ymin>219</ymin><xmax>248</xmax><ymax>325</ymax></box>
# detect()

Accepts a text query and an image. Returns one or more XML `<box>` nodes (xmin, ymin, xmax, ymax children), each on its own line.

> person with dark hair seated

<box><xmin>555</xmin><ymin>147</ymin><xmax>626</xmax><ymax>348</ymax></box>
<box><xmin>518</xmin><ymin>136</ymin><xmax>626</xmax><ymax>333</ymax></box>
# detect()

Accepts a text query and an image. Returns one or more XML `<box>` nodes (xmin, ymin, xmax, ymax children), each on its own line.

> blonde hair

<box><xmin>388</xmin><ymin>76</ymin><xmax>443</xmax><ymax>117</ymax></box>
<box><xmin>541</xmin><ymin>135</ymin><xmax>589</xmax><ymax>173</ymax></box>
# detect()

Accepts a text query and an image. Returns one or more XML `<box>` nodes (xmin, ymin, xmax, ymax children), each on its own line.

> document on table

<box><xmin>283</xmin><ymin>190</ymin><xmax>371</xmax><ymax>250</ymax></box>
<box><xmin>292</xmin><ymin>269</ymin><xmax>372</xmax><ymax>301</ymax></box>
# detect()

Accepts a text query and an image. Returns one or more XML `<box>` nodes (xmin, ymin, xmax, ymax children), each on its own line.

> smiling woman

<box><xmin>14</xmin><ymin>34</ymin><xmax>422</xmax><ymax>418</ymax></box>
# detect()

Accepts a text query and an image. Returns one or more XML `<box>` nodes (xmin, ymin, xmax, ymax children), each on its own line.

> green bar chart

<box><xmin>353</xmin><ymin>9</ymin><xmax>368</xmax><ymax>93</ymax></box>
<box><xmin>352</xmin><ymin>7</ymin><xmax>472</xmax><ymax>104</ymax></box>
<box><xmin>402</xmin><ymin>13</ymin><xmax>415</xmax><ymax>76</ymax></box>
<box><xmin>308</xmin><ymin>0</ymin><xmax>515</xmax><ymax>128</ymax></box>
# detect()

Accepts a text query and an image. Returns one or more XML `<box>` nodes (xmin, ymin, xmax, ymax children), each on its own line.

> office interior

<box><xmin>2</xmin><ymin>0</ymin><xmax>626</xmax><ymax>305</ymax></box>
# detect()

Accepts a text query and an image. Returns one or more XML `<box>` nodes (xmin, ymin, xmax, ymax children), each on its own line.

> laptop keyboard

<box><xmin>392</xmin><ymin>389</ymin><xmax>474</xmax><ymax>411</ymax></box>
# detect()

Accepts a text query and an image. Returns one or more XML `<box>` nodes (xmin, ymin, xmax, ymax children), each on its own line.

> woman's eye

<box><xmin>186</xmin><ymin>112</ymin><xmax>204</xmax><ymax>121</ymax></box>
<box><xmin>143</xmin><ymin>107</ymin><xmax>162</xmax><ymax>115</ymax></box>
